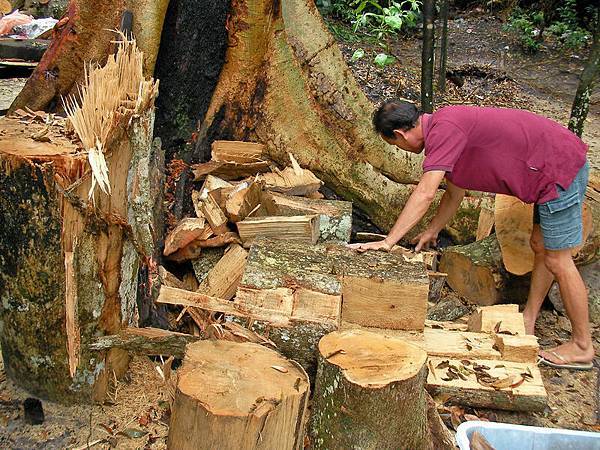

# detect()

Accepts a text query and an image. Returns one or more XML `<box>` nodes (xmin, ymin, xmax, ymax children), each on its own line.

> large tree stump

<box><xmin>167</xmin><ymin>340</ymin><xmax>310</xmax><ymax>450</ymax></box>
<box><xmin>310</xmin><ymin>329</ymin><xmax>429</xmax><ymax>450</ymax></box>
<box><xmin>439</xmin><ymin>234</ymin><xmax>529</xmax><ymax>305</ymax></box>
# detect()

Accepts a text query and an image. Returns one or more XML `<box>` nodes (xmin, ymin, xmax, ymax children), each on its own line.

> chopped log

<box><xmin>428</xmin><ymin>271</ymin><xmax>448</xmax><ymax>303</ymax></box>
<box><xmin>167</xmin><ymin>340</ymin><xmax>310</xmax><ymax>450</ymax></box>
<box><xmin>225</xmin><ymin>181</ymin><xmax>263</xmax><ymax>222</ymax></box>
<box><xmin>241</xmin><ymin>239</ymin><xmax>429</xmax><ymax>331</ymax></box>
<box><xmin>439</xmin><ymin>234</ymin><xmax>529</xmax><ymax>306</ymax></box>
<box><xmin>390</xmin><ymin>246</ymin><xmax>438</xmax><ymax>271</ymax></box>
<box><xmin>192</xmin><ymin>159</ymin><xmax>270</xmax><ymax>181</ymax></box>
<box><xmin>199</xmin><ymin>194</ymin><xmax>228</xmax><ymax>235</ymax></box>
<box><xmin>493</xmin><ymin>333</ymin><xmax>539</xmax><ymax>363</ymax></box>
<box><xmin>236</xmin><ymin>215</ymin><xmax>320</xmax><ymax>247</ymax></box>
<box><xmin>494</xmin><ymin>194</ymin><xmax>534</xmax><ymax>275</ymax></box>
<box><xmin>164</xmin><ymin>224</ymin><xmax>214</xmax><ymax>262</ymax></box>
<box><xmin>467</xmin><ymin>305</ymin><xmax>526</xmax><ymax>335</ymax></box>
<box><xmin>311</xmin><ymin>329</ymin><xmax>429</xmax><ymax>449</ymax></box>
<box><xmin>445</xmin><ymin>195</ymin><xmax>495</xmax><ymax>244</ymax></box>
<box><xmin>257</xmin><ymin>155</ymin><xmax>323</xmax><ymax>196</ymax></box>
<box><xmin>476</xmin><ymin>199</ymin><xmax>495</xmax><ymax>241</ymax></box>
<box><xmin>260</xmin><ymin>191</ymin><xmax>352</xmax><ymax>242</ymax></box>
<box><xmin>548</xmin><ymin>260</ymin><xmax>600</xmax><ymax>325</ymax></box>
<box><xmin>426</xmin><ymin>357</ymin><xmax>547</xmax><ymax>412</ymax></box>
<box><xmin>197</xmin><ymin>244</ymin><xmax>248</xmax><ymax>300</ymax></box>
<box><xmin>0</xmin><ymin>39</ymin><xmax>161</xmax><ymax>403</ymax></box>
<box><xmin>211</xmin><ymin>140</ymin><xmax>265</xmax><ymax>163</ymax></box>
<box><xmin>191</xmin><ymin>247</ymin><xmax>225</xmax><ymax>284</ymax></box>
<box><xmin>163</xmin><ymin>217</ymin><xmax>206</xmax><ymax>256</ymax></box>
<box><xmin>89</xmin><ymin>327</ymin><xmax>200</xmax><ymax>358</ymax></box>
<box><xmin>195</xmin><ymin>232</ymin><xmax>242</xmax><ymax>248</ymax></box>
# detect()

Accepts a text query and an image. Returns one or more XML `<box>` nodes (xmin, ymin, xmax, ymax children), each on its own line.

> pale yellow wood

<box><xmin>341</xmin><ymin>276</ymin><xmax>428</xmax><ymax>331</ymax></box>
<box><xmin>168</xmin><ymin>340</ymin><xmax>309</xmax><ymax>450</ymax></box>
<box><xmin>200</xmin><ymin>194</ymin><xmax>229</xmax><ymax>235</ymax></box>
<box><xmin>65</xmin><ymin>251</ymin><xmax>80</xmax><ymax>378</ymax></box>
<box><xmin>426</xmin><ymin>357</ymin><xmax>547</xmax><ymax>412</ymax></box>
<box><xmin>493</xmin><ymin>333</ymin><xmax>539</xmax><ymax>363</ymax></box>
<box><xmin>476</xmin><ymin>201</ymin><xmax>495</xmax><ymax>241</ymax></box>
<box><xmin>257</xmin><ymin>161</ymin><xmax>323</xmax><ymax>196</ymax></box>
<box><xmin>225</xmin><ymin>181</ymin><xmax>263</xmax><ymax>222</ymax></box>
<box><xmin>494</xmin><ymin>194</ymin><xmax>535</xmax><ymax>275</ymax></box>
<box><xmin>211</xmin><ymin>140</ymin><xmax>266</xmax><ymax>163</ymax></box>
<box><xmin>192</xmin><ymin>159</ymin><xmax>270</xmax><ymax>181</ymax></box>
<box><xmin>163</xmin><ymin>217</ymin><xmax>207</xmax><ymax>256</ymax></box>
<box><xmin>156</xmin><ymin>286</ymin><xmax>245</xmax><ymax>318</ymax></box>
<box><xmin>197</xmin><ymin>244</ymin><xmax>248</xmax><ymax>300</ymax></box>
<box><xmin>236</xmin><ymin>215</ymin><xmax>320</xmax><ymax>247</ymax></box>
<box><xmin>468</xmin><ymin>305</ymin><xmax>526</xmax><ymax>335</ymax></box>
<box><xmin>390</xmin><ymin>246</ymin><xmax>438</xmax><ymax>271</ymax></box>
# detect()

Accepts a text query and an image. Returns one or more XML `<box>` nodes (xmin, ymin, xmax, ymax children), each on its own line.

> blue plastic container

<box><xmin>456</xmin><ymin>421</ymin><xmax>600</xmax><ymax>450</ymax></box>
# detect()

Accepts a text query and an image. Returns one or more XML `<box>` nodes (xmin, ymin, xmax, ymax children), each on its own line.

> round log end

<box><xmin>318</xmin><ymin>329</ymin><xmax>427</xmax><ymax>387</ymax></box>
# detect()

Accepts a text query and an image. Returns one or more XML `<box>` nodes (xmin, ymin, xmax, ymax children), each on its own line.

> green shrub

<box><xmin>504</xmin><ymin>8</ymin><xmax>543</xmax><ymax>52</ymax></box>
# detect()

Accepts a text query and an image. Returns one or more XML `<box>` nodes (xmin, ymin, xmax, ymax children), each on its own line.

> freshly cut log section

<box><xmin>311</xmin><ymin>330</ymin><xmax>429</xmax><ymax>450</ymax></box>
<box><xmin>236</xmin><ymin>215</ymin><xmax>320</xmax><ymax>247</ymax></box>
<box><xmin>260</xmin><ymin>191</ymin><xmax>352</xmax><ymax>242</ymax></box>
<box><xmin>167</xmin><ymin>340</ymin><xmax>310</xmax><ymax>450</ymax></box>
<box><xmin>196</xmin><ymin>243</ymin><xmax>248</xmax><ymax>300</ymax></box>
<box><xmin>426</xmin><ymin>357</ymin><xmax>547</xmax><ymax>412</ymax></box>
<box><xmin>493</xmin><ymin>333</ymin><xmax>539</xmax><ymax>363</ymax></box>
<box><xmin>211</xmin><ymin>140</ymin><xmax>265</xmax><ymax>163</ymax></box>
<box><xmin>240</xmin><ymin>239</ymin><xmax>429</xmax><ymax>331</ymax></box>
<box><xmin>467</xmin><ymin>304</ymin><xmax>526</xmax><ymax>335</ymax></box>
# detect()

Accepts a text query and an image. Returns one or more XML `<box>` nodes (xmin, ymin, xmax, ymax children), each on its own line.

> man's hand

<box><xmin>347</xmin><ymin>240</ymin><xmax>393</xmax><ymax>253</ymax></box>
<box><xmin>411</xmin><ymin>229</ymin><xmax>438</xmax><ymax>252</ymax></box>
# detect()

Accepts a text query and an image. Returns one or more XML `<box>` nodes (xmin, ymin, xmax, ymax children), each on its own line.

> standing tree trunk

<box><xmin>437</xmin><ymin>0</ymin><xmax>449</xmax><ymax>93</ymax></box>
<box><xmin>569</xmin><ymin>8</ymin><xmax>600</xmax><ymax>137</ymax></box>
<box><xmin>421</xmin><ymin>0</ymin><xmax>436</xmax><ymax>112</ymax></box>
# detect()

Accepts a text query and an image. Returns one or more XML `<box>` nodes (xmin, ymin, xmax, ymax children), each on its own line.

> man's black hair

<box><xmin>372</xmin><ymin>100</ymin><xmax>422</xmax><ymax>138</ymax></box>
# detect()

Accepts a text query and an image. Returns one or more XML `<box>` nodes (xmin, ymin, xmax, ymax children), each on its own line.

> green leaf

<box><xmin>374</xmin><ymin>53</ymin><xmax>395</xmax><ymax>67</ymax></box>
<box><xmin>384</xmin><ymin>15</ymin><xmax>403</xmax><ymax>30</ymax></box>
<box><xmin>351</xmin><ymin>48</ymin><xmax>366</xmax><ymax>62</ymax></box>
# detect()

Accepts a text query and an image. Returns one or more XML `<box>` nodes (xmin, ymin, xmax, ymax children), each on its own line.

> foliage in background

<box><xmin>504</xmin><ymin>0</ymin><xmax>592</xmax><ymax>52</ymax></box>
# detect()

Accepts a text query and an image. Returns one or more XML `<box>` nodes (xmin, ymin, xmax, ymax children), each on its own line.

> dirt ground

<box><xmin>0</xmin><ymin>11</ymin><xmax>598</xmax><ymax>449</ymax></box>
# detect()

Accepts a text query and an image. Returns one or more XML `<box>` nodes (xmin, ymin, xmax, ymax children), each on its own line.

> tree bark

<box><xmin>568</xmin><ymin>8</ymin><xmax>600</xmax><ymax>137</ymax></box>
<box><xmin>168</xmin><ymin>340</ymin><xmax>310</xmax><ymax>450</ymax></box>
<box><xmin>421</xmin><ymin>0</ymin><xmax>436</xmax><ymax>112</ymax></box>
<box><xmin>310</xmin><ymin>329</ymin><xmax>429</xmax><ymax>449</ymax></box>
<box><xmin>437</xmin><ymin>0</ymin><xmax>449</xmax><ymax>93</ymax></box>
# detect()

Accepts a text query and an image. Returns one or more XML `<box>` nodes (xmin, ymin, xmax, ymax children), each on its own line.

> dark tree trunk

<box><xmin>437</xmin><ymin>0</ymin><xmax>449</xmax><ymax>93</ymax></box>
<box><xmin>421</xmin><ymin>0</ymin><xmax>436</xmax><ymax>112</ymax></box>
<box><xmin>568</xmin><ymin>8</ymin><xmax>600</xmax><ymax>137</ymax></box>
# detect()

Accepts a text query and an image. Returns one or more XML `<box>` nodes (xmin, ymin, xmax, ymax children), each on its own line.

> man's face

<box><xmin>382</xmin><ymin>128</ymin><xmax>424</xmax><ymax>153</ymax></box>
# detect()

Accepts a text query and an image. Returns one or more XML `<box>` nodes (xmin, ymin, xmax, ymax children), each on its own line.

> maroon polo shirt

<box><xmin>422</xmin><ymin>106</ymin><xmax>588</xmax><ymax>204</ymax></box>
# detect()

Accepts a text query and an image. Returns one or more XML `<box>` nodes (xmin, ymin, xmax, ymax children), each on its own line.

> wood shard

<box><xmin>197</xmin><ymin>244</ymin><xmax>248</xmax><ymax>300</ymax></box>
<box><xmin>163</xmin><ymin>217</ymin><xmax>207</xmax><ymax>256</ymax></box>
<box><xmin>236</xmin><ymin>215</ymin><xmax>320</xmax><ymax>247</ymax></box>
<box><xmin>211</xmin><ymin>140</ymin><xmax>266</xmax><ymax>163</ymax></box>
<box><xmin>199</xmin><ymin>194</ymin><xmax>229</xmax><ymax>235</ymax></box>
<box><xmin>192</xmin><ymin>159</ymin><xmax>270</xmax><ymax>181</ymax></box>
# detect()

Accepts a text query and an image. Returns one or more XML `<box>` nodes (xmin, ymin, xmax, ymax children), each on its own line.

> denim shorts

<box><xmin>533</xmin><ymin>161</ymin><xmax>589</xmax><ymax>250</ymax></box>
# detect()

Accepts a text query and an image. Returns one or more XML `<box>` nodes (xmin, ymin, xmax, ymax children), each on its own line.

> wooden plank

<box><xmin>260</xmin><ymin>191</ymin><xmax>352</xmax><ymax>242</ymax></box>
<box><xmin>236</xmin><ymin>215</ymin><xmax>320</xmax><ymax>247</ymax></box>
<box><xmin>197</xmin><ymin>244</ymin><xmax>248</xmax><ymax>300</ymax></box>
<box><xmin>341</xmin><ymin>275</ymin><xmax>428</xmax><ymax>331</ymax></box>
<box><xmin>467</xmin><ymin>305</ymin><xmax>526</xmax><ymax>335</ymax></box>
<box><xmin>192</xmin><ymin>159</ymin><xmax>270</xmax><ymax>181</ymax></box>
<box><xmin>225</xmin><ymin>181</ymin><xmax>263</xmax><ymax>222</ymax></box>
<box><xmin>211</xmin><ymin>140</ymin><xmax>265</xmax><ymax>163</ymax></box>
<box><xmin>199</xmin><ymin>194</ymin><xmax>229</xmax><ymax>235</ymax></box>
<box><xmin>426</xmin><ymin>357</ymin><xmax>547</xmax><ymax>412</ymax></box>
<box><xmin>493</xmin><ymin>333</ymin><xmax>539</xmax><ymax>363</ymax></box>
<box><xmin>156</xmin><ymin>286</ymin><xmax>245</xmax><ymax>317</ymax></box>
<box><xmin>163</xmin><ymin>217</ymin><xmax>206</xmax><ymax>256</ymax></box>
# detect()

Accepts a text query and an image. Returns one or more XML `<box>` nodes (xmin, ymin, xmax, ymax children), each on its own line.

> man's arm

<box><xmin>348</xmin><ymin>170</ymin><xmax>445</xmax><ymax>252</ymax></box>
<box><xmin>412</xmin><ymin>178</ymin><xmax>465</xmax><ymax>251</ymax></box>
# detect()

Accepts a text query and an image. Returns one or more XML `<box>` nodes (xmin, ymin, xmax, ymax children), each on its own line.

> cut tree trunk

<box><xmin>167</xmin><ymin>340</ymin><xmax>310</xmax><ymax>450</ymax></box>
<box><xmin>9</xmin><ymin>0</ymin><xmax>169</xmax><ymax>114</ymax></box>
<box><xmin>311</xmin><ymin>329</ymin><xmax>429</xmax><ymax>449</ymax></box>
<box><xmin>439</xmin><ymin>234</ymin><xmax>530</xmax><ymax>305</ymax></box>
<box><xmin>0</xmin><ymin>104</ymin><xmax>161</xmax><ymax>403</ymax></box>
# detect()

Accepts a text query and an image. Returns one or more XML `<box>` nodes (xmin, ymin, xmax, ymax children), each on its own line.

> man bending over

<box><xmin>349</xmin><ymin>100</ymin><xmax>593</xmax><ymax>370</ymax></box>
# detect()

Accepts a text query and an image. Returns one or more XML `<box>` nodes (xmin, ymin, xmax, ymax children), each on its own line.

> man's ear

<box><xmin>393</xmin><ymin>129</ymin><xmax>407</xmax><ymax>140</ymax></box>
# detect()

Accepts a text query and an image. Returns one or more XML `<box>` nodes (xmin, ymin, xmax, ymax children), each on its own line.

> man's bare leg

<box><xmin>523</xmin><ymin>224</ymin><xmax>555</xmax><ymax>335</ymax></box>
<box><xmin>540</xmin><ymin>248</ymin><xmax>594</xmax><ymax>364</ymax></box>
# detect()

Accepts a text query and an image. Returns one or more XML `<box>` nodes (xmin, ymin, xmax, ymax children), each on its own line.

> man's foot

<box><xmin>539</xmin><ymin>340</ymin><xmax>595</xmax><ymax>369</ymax></box>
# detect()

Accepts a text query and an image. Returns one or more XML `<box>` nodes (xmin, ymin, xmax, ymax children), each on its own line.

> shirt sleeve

<box><xmin>423</xmin><ymin>122</ymin><xmax>467</xmax><ymax>173</ymax></box>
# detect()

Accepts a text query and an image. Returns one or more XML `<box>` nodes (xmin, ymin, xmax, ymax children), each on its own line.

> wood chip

<box><xmin>271</xmin><ymin>365</ymin><xmax>288</xmax><ymax>373</ymax></box>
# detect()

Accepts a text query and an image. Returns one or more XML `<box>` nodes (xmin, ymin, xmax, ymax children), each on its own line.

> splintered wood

<box><xmin>258</xmin><ymin>154</ymin><xmax>323</xmax><ymax>196</ymax></box>
<box><xmin>163</xmin><ymin>217</ymin><xmax>207</xmax><ymax>256</ymax></box>
<box><xmin>237</xmin><ymin>215</ymin><xmax>320</xmax><ymax>247</ymax></box>
<box><xmin>211</xmin><ymin>140</ymin><xmax>265</xmax><ymax>163</ymax></box>
<box><xmin>197</xmin><ymin>244</ymin><xmax>247</xmax><ymax>300</ymax></box>
<box><xmin>167</xmin><ymin>341</ymin><xmax>309</xmax><ymax>450</ymax></box>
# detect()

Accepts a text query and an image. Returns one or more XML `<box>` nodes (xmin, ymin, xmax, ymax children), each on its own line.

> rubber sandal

<box><xmin>538</xmin><ymin>350</ymin><xmax>594</xmax><ymax>371</ymax></box>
